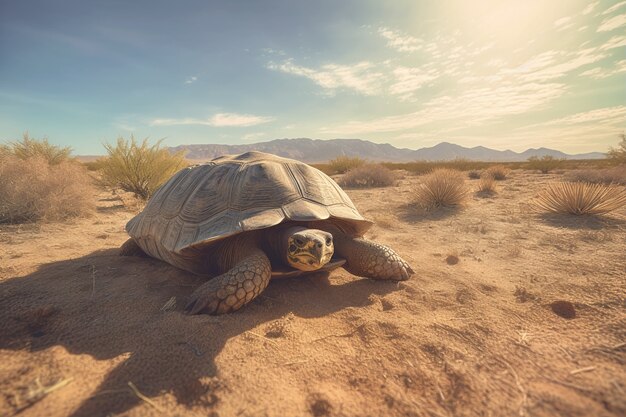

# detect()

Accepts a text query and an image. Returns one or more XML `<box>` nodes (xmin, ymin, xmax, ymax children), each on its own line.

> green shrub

<box><xmin>414</xmin><ymin>168</ymin><xmax>468</xmax><ymax>210</ymax></box>
<box><xmin>4</xmin><ymin>132</ymin><xmax>73</xmax><ymax>165</ymax></box>
<box><xmin>98</xmin><ymin>136</ymin><xmax>187</xmax><ymax>200</ymax></box>
<box><xmin>0</xmin><ymin>155</ymin><xmax>94</xmax><ymax>223</ymax></box>
<box><xmin>526</xmin><ymin>155</ymin><xmax>563</xmax><ymax>173</ymax></box>
<box><xmin>338</xmin><ymin>164</ymin><xmax>396</xmax><ymax>188</ymax></box>
<box><xmin>327</xmin><ymin>156</ymin><xmax>366</xmax><ymax>174</ymax></box>
<box><xmin>531</xmin><ymin>182</ymin><xmax>626</xmax><ymax>215</ymax></box>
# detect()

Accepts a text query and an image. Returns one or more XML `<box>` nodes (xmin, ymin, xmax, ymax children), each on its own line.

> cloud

<box><xmin>150</xmin><ymin>112</ymin><xmax>274</xmax><ymax>127</ymax></box>
<box><xmin>582</xmin><ymin>2</ymin><xmax>599</xmax><ymax>15</ymax></box>
<box><xmin>322</xmin><ymin>81</ymin><xmax>565</xmax><ymax>135</ymax></box>
<box><xmin>267</xmin><ymin>59</ymin><xmax>385</xmax><ymax>95</ymax></box>
<box><xmin>184</xmin><ymin>76</ymin><xmax>197</xmax><ymax>84</ymax></box>
<box><xmin>597</xmin><ymin>13</ymin><xmax>626</xmax><ymax>31</ymax></box>
<box><xmin>540</xmin><ymin>105</ymin><xmax>626</xmax><ymax>125</ymax></box>
<box><xmin>241</xmin><ymin>132</ymin><xmax>266</xmax><ymax>141</ymax></box>
<box><xmin>602</xmin><ymin>1</ymin><xmax>626</xmax><ymax>15</ymax></box>
<box><xmin>554</xmin><ymin>16</ymin><xmax>573</xmax><ymax>31</ymax></box>
<box><xmin>599</xmin><ymin>35</ymin><xmax>626</xmax><ymax>50</ymax></box>
<box><xmin>580</xmin><ymin>60</ymin><xmax>626</xmax><ymax>79</ymax></box>
<box><xmin>388</xmin><ymin>66</ymin><xmax>439</xmax><ymax>100</ymax></box>
<box><xmin>377</xmin><ymin>27</ymin><xmax>423</xmax><ymax>52</ymax></box>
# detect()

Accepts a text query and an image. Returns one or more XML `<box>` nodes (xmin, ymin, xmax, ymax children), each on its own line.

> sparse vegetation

<box><xmin>566</xmin><ymin>166</ymin><xmax>626</xmax><ymax>185</ymax></box>
<box><xmin>338</xmin><ymin>164</ymin><xmax>395</xmax><ymax>188</ymax></box>
<box><xmin>414</xmin><ymin>168</ymin><xmax>468</xmax><ymax>210</ymax></box>
<box><xmin>531</xmin><ymin>182</ymin><xmax>626</xmax><ymax>215</ymax></box>
<box><xmin>607</xmin><ymin>133</ymin><xmax>626</xmax><ymax>165</ymax></box>
<box><xmin>98</xmin><ymin>136</ymin><xmax>187</xmax><ymax>200</ymax></box>
<box><xmin>327</xmin><ymin>156</ymin><xmax>366</xmax><ymax>174</ymax></box>
<box><xmin>483</xmin><ymin>165</ymin><xmax>509</xmax><ymax>180</ymax></box>
<box><xmin>0</xmin><ymin>155</ymin><xmax>94</xmax><ymax>223</ymax></box>
<box><xmin>3</xmin><ymin>132</ymin><xmax>73</xmax><ymax>165</ymax></box>
<box><xmin>527</xmin><ymin>155</ymin><xmax>563</xmax><ymax>173</ymax></box>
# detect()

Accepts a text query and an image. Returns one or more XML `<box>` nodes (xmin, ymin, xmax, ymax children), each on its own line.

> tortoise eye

<box><xmin>325</xmin><ymin>237</ymin><xmax>332</xmax><ymax>246</ymax></box>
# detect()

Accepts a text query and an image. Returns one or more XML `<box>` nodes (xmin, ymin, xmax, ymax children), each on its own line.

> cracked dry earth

<box><xmin>1</xmin><ymin>170</ymin><xmax>625</xmax><ymax>417</ymax></box>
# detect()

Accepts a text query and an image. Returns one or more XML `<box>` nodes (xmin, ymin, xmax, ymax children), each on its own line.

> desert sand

<box><xmin>1</xmin><ymin>170</ymin><xmax>625</xmax><ymax>417</ymax></box>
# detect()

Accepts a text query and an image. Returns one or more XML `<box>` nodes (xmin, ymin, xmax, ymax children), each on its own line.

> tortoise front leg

<box><xmin>333</xmin><ymin>234</ymin><xmax>414</xmax><ymax>281</ymax></box>
<box><xmin>185</xmin><ymin>249</ymin><xmax>271</xmax><ymax>315</ymax></box>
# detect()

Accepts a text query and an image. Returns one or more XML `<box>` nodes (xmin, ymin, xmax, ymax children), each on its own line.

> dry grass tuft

<box><xmin>327</xmin><ymin>156</ymin><xmax>366</xmax><ymax>174</ymax></box>
<box><xmin>414</xmin><ymin>169</ymin><xmax>468</xmax><ymax>210</ymax></box>
<box><xmin>468</xmin><ymin>170</ymin><xmax>481</xmax><ymax>179</ymax></box>
<box><xmin>0</xmin><ymin>155</ymin><xmax>95</xmax><ymax>223</ymax></box>
<box><xmin>98</xmin><ymin>135</ymin><xmax>187</xmax><ymax>200</ymax></box>
<box><xmin>484</xmin><ymin>165</ymin><xmax>509</xmax><ymax>180</ymax></box>
<box><xmin>338</xmin><ymin>164</ymin><xmax>396</xmax><ymax>188</ymax></box>
<box><xmin>476</xmin><ymin>174</ymin><xmax>497</xmax><ymax>195</ymax></box>
<box><xmin>531</xmin><ymin>182</ymin><xmax>626</xmax><ymax>215</ymax></box>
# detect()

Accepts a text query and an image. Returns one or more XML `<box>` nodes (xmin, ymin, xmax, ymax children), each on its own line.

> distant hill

<box><xmin>168</xmin><ymin>138</ymin><xmax>605</xmax><ymax>162</ymax></box>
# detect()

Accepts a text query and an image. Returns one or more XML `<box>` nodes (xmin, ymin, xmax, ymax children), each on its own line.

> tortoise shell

<box><xmin>126</xmin><ymin>152</ymin><xmax>373</xmax><ymax>265</ymax></box>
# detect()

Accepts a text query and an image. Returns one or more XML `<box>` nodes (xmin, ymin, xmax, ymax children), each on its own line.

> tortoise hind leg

<box><xmin>119</xmin><ymin>238</ymin><xmax>147</xmax><ymax>257</ymax></box>
<box><xmin>333</xmin><ymin>234</ymin><xmax>414</xmax><ymax>281</ymax></box>
<box><xmin>185</xmin><ymin>249</ymin><xmax>271</xmax><ymax>315</ymax></box>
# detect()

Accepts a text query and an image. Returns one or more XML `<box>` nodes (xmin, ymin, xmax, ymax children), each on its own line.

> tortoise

<box><xmin>120</xmin><ymin>151</ymin><xmax>414</xmax><ymax>314</ymax></box>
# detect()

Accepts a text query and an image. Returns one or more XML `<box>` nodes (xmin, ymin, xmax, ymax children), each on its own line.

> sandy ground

<box><xmin>1</xmin><ymin>170</ymin><xmax>625</xmax><ymax>417</ymax></box>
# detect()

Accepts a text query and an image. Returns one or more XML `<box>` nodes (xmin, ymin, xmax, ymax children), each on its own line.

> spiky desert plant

<box><xmin>484</xmin><ymin>165</ymin><xmax>509</xmax><ymax>180</ymax></box>
<box><xmin>414</xmin><ymin>168</ymin><xmax>468</xmax><ymax>210</ymax></box>
<box><xmin>99</xmin><ymin>136</ymin><xmax>187</xmax><ymax>200</ymax></box>
<box><xmin>531</xmin><ymin>182</ymin><xmax>626</xmax><ymax>215</ymax></box>
<box><xmin>327</xmin><ymin>156</ymin><xmax>366</xmax><ymax>174</ymax></box>
<box><xmin>338</xmin><ymin>164</ymin><xmax>395</xmax><ymax>188</ymax></box>
<box><xmin>5</xmin><ymin>132</ymin><xmax>73</xmax><ymax>165</ymax></box>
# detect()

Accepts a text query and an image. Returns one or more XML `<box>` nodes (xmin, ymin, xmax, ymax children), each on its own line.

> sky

<box><xmin>0</xmin><ymin>0</ymin><xmax>625</xmax><ymax>155</ymax></box>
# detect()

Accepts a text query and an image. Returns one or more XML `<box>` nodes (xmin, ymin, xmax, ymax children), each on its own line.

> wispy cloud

<box><xmin>602</xmin><ymin>1</ymin><xmax>626</xmax><ymax>15</ymax></box>
<box><xmin>540</xmin><ymin>105</ymin><xmax>626</xmax><ymax>125</ymax></box>
<box><xmin>377</xmin><ymin>27</ymin><xmax>423</xmax><ymax>52</ymax></box>
<box><xmin>267</xmin><ymin>60</ymin><xmax>385</xmax><ymax>95</ymax></box>
<box><xmin>597</xmin><ymin>13</ymin><xmax>626</xmax><ymax>31</ymax></box>
<box><xmin>580</xmin><ymin>60</ymin><xmax>626</xmax><ymax>79</ymax></box>
<box><xmin>184</xmin><ymin>76</ymin><xmax>197</xmax><ymax>84</ymax></box>
<box><xmin>554</xmin><ymin>16</ymin><xmax>573</xmax><ymax>31</ymax></box>
<box><xmin>600</xmin><ymin>35</ymin><xmax>626</xmax><ymax>50</ymax></box>
<box><xmin>150</xmin><ymin>112</ymin><xmax>274</xmax><ymax>127</ymax></box>
<box><xmin>582</xmin><ymin>2</ymin><xmax>599</xmax><ymax>15</ymax></box>
<box><xmin>389</xmin><ymin>66</ymin><xmax>439</xmax><ymax>100</ymax></box>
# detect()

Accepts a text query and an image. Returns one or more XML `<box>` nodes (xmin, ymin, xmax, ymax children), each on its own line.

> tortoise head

<box><xmin>286</xmin><ymin>228</ymin><xmax>334</xmax><ymax>271</ymax></box>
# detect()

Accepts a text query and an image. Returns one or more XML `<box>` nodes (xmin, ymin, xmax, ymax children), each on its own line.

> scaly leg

<box><xmin>119</xmin><ymin>238</ymin><xmax>148</xmax><ymax>257</ymax></box>
<box><xmin>185</xmin><ymin>249</ymin><xmax>271</xmax><ymax>315</ymax></box>
<box><xmin>333</xmin><ymin>233</ymin><xmax>413</xmax><ymax>281</ymax></box>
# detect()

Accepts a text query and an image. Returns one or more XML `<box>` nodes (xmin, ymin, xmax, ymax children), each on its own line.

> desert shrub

<box><xmin>338</xmin><ymin>164</ymin><xmax>395</xmax><ymax>188</ymax></box>
<box><xmin>607</xmin><ymin>133</ymin><xmax>626</xmax><ymax>165</ymax></box>
<box><xmin>526</xmin><ymin>155</ymin><xmax>563</xmax><ymax>173</ymax></box>
<box><xmin>414</xmin><ymin>168</ymin><xmax>468</xmax><ymax>210</ymax></box>
<box><xmin>0</xmin><ymin>155</ymin><xmax>95</xmax><ymax>223</ymax></box>
<box><xmin>468</xmin><ymin>170</ymin><xmax>481</xmax><ymax>179</ymax></box>
<box><xmin>483</xmin><ymin>165</ymin><xmax>509</xmax><ymax>180</ymax></box>
<box><xmin>4</xmin><ymin>132</ymin><xmax>72</xmax><ymax>165</ymax></box>
<box><xmin>83</xmin><ymin>159</ymin><xmax>106</xmax><ymax>171</ymax></box>
<box><xmin>531</xmin><ymin>182</ymin><xmax>626</xmax><ymax>215</ymax></box>
<box><xmin>98</xmin><ymin>136</ymin><xmax>187</xmax><ymax>200</ymax></box>
<box><xmin>476</xmin><ymin>174</ymin><xmax>497</xmax><ymax>194</ymax></box>
<box><xmin>566</xmin><ymin>166</ymin><xmax>626</xmax><ymax>185</ymax></box>
<box><xmin>327</xmin><ymin>156</ymin><xmax>366</xmax><ymax>174</ymax></box>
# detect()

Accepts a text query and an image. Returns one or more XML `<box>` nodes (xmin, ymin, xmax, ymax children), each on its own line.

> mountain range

<box><xmin>168</xmin><ymin>138</ymin><xmax>605</xmax><ymax>163</ymax></box>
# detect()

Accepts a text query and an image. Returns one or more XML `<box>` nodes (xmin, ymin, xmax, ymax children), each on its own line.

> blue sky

<box><xmin>1</xmin><ymin>0</ymin><xmax>625</xmax><ymax>155</ymax></box>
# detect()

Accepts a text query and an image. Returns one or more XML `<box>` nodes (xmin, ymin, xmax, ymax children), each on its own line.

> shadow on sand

<box><xmin>0</xmin><ymin>248</ymin><xmax>397</xmax><ymax>416</ymax></box>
